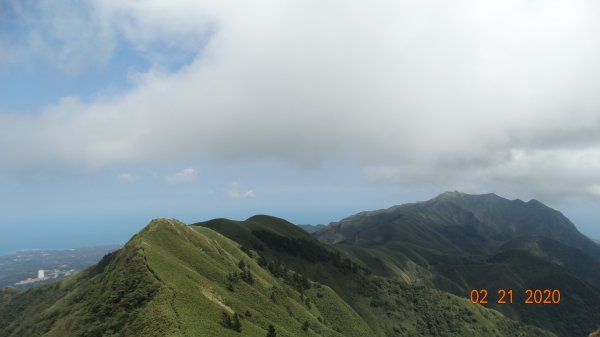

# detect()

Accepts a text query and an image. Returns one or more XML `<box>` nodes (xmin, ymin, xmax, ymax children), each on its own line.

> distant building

<box><xmin>15</xmin><ymin>278</ymin><xmax>35</xmax><ymax>285</ymax></box>
<box><xmin>15</xmin><ymin>268</ymin><xmax>76</xmax><ymax>286</ymax></box>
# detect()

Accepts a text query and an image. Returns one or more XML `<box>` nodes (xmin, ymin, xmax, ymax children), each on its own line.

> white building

<box><xmin>38</xmin><ymin>269</ymin><xmax>45</xmax><ymax>279</ymax></box>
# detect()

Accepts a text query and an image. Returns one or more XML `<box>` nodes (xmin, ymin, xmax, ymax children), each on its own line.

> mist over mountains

<box><xmin>1</xmin><ymin>192</ymin><xmax>599</xmax><ymax>336</ymax></box>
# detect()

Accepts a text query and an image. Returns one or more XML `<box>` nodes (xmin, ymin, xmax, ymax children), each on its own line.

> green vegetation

<box><xmin>0</xmin><ymin>239</ymin><xmax>165</xmax><ymax>336</ymax></box>
<box><xmin>0</xmin><ymin>219</ymin><xmax>377</xmax><ymax>336</ymax></box>
<box><xmin>221</xmin><ymin>311</ymin><xmax>242</xmax><ymax>332</ymax></box>
<box><xmin>195</xmin><ymin>215</ymin><xmax>555</xmax><ymax>337</ymax></box>
<box><xmin>3</xmin><ymin>193</ymin><xmax>594</xmax><ymax>336</ymax></box>
<box><xmin>314</xmin><ymin>192</ymin><xmax>600</xmax><ymax>336</ymax></box>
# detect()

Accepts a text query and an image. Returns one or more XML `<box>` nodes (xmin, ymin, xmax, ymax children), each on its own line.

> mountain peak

<box><xmin>434</xmin><ymin>191</ymin><xmax>500</xmax><ymax>201</ymax></box>
<box><xmin>433</xmin><ymin>192</ymin><xmax>551</xmax><ymax>207</ymax></box>
<box><xmin>138</xmin><ymin>218</ymin><xmax>187</xmax><ymax>235</ymax></box>
<box><xmin>319</xmin><ymin>191</ymin><xmax>600</xmax><ymax>259</ymax></box>
<box><xmin>526</xmin><ymin>198</ymin><xmax>544</xmax><ymax>205</ymax></box>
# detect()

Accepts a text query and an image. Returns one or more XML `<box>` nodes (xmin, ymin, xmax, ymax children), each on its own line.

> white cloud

<box><xmin>587</xmin><ymin>184</ymin><xmax>600</xmax><ymax>199</ymax></box>
<box><xmin>0</xmin><ymin>1</ymin><xmax>116</xmax><ymax>75</ymax></box>
<box><xmin>165</xmin><ymin>167</ymin><xmax>198</xmax><ymax>184</ymax></box>
<box><xmin>117</xmin><ymin>172</ymin><xmax>138</xmax><ymax>183</ymax></box>
<box><xmin>3</xmin><ymin>0</ymin><xmax>600</xmax><ymax>201</ymax></box>
<box><xmin>226</xmin><ymin>182</ymin><xmax>256</xmax><ymax>200</ymax></box>
<box><xmin>0</xmin><ymin>0</ymin><xmax>211</xmax><ymax>74</ymax></box>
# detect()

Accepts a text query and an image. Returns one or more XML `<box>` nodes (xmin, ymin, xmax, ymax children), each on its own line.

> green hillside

<box><xmin>313</xmin><ymin>192</ymin><xmax>600</xmax><ymax>336</ymax></box>
<box><xmin>321</xmin><ymin>235</ymin><xmax>600</xmax><ymax>336</ymax></box>
<box><xmin>0</xmin><ymin>217</ymin><xmax>554</xmax><ymax>336</ymax></box>
<box><xmin>432</xmin><ymin>250</ymin><xmax>600</xmax><ymax>336</ymax></box>
<box><xmin>194</xmin><ymin>215</ymin><xmax>554</xmax><ymax>336</ymax></box>
<box><xmin>0</xmin><ymin>219</ymin><xmax>376</xmax><ymax>337</ymax></box>
<box><xmin>498</xmin><ymin>236</ymin><xmax>600</xmax><ymax>286</ymax></box>
<box><xmin>316</xmin><ymin>192</ymin><xmax>600</xmax><ymax>258</ymax></box>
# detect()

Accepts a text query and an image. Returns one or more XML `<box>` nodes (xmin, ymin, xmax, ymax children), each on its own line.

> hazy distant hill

<box><xmin>0</xmin><ymin>216</ymin><xmax>553</xmax><ymax>337</ymax></box>
<box><xmin>297</xmin><ymin>224</ymin><xmax>327</xmax><ymax>234</ymax></box>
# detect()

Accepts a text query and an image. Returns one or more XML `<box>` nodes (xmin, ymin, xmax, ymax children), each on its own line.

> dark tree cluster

<box><xmin>239</xmin><ymin>245</ymin><xmax>254</xmax><ymax>258</ymax></box>
<box><xmin>226</xmin><ymin>260</ymin><xmax>255</xmax><ymax>290</ymax></box>
<box><xmin>266</xmin><ymin>324</ymin><xmax>276</xmax><ymax>337</ymax></box>
<box><xmin>257</xmin><ymin>258</ymin><xmax>312</xmax><ymax>293</ymax></box>
<box><xmin>251</xmin><ymin>230</ymin><xmax>371</xmax><ymax>275</ymax></box>
<box><xmin>238</xmin><ymin>260</ymin><xmax>255</xmax><ymax>284</ymax></box>
<box><xmin>220</xmin><ymin>311</ymin><xmax>242</xmax><ymax>332</ymax></box>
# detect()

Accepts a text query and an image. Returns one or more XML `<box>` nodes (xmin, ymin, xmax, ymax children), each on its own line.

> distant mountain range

<box><xmin>297</xmin><ymin>224</ymin><xmax>327</xmax><ymax>233</ymax></box>
<box><xmin>1</xmin><ymin>192</ymin><xmax>599</xmax><ymax>336</ymax></box>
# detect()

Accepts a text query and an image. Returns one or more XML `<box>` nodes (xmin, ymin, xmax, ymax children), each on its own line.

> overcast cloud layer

<box><xmin>2</xmin><ymin>0</ymin><xmax>600</xmax><ymax>202</ymax></box>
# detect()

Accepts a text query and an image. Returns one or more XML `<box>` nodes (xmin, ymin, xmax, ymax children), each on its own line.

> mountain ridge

<box><xmin>1</xmin><ymin>193</ymin><xmax>599</xmax><ymax>336</ymax></box>
<box><xmin>1</xmin><ymin>216</ymin><xmax>557</xmax><ymax>337</ymax></box>
<box><xmin>316</xmin><ymin>191</ymin><xmax>600</xmax><ymax>258</ymax></box>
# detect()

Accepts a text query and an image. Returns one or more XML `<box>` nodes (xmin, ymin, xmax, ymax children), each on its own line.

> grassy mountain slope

<box><xmin>194</xmin><ymin>215</ymin><xmax>554</xmax><ymax>337</ymax></box>
<box><xmin>434</xmin><ymin>192</ymin><xmax>600</xmax><ymax>257</ymax></box>
<box><xmin>0</xmin><ymin>219</ymin><xmax>376</xmax><ymax>337</ymax></box>
<box><xmin>316</xmin><ymin>191</ymin><xmax>600</xmax><ymax>259</ymax></box>
<box><xmin>327</xmin><ymin>235</ymin><xmax>600</xmax><ymax>335</ymax></box>
<box><xmin>432</xmin><ymin>250</ymin><xmax>600</xmax><ymax>336</ymax></box>
<box><xmin>0</xmin><ymin>216</ymin><xmax>558</xmax><ymax>336</ymax></box>
<box><xmin>0</xmin><ymin>237</ymin><xmax>164</xmax><ymax>336</ymax></box>
<box><xmin>139</xmin><ymin>219</ymin><xmax>374</xmax><ymax>337</ymax></box>
<box><xmin>498</xmin><ymin>236</ymin><xmax>600</xmax><ymax>286</ymax></box>
<box><xmin>313</xmin><ymin>192</ymin><xmax>600</xmax><ymax>336</ymax></box>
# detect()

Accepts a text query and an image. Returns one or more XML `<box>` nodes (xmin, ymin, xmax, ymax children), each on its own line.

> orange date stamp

<box><xmin>469</xmin><ymin>289</ymin><xmax>561</xmax><ymax>305</ymax></box>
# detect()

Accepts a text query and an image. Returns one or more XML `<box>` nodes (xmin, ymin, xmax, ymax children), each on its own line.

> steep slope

<box><xmin>0</xmin><ymin>235</ymin><xmax>165</xmax><ymax>336</ymax></box>
<box><xmin>435</xmin><ymin>192</ymin><xmax>600</xmax><ymax>257</ymax></box>
<box><xmin>0</xmin><ymin>216</ymin><xmax>558</xmax><ymax>336</ymax></box>
<box><xmin>137</xmin><ymin>218</ymin><xmax>376</xmax><ymax>337</ymax></box>
<box><xmin>316</xmin><ymin>191</ymin><xmax>600</xmax><ymax>259</ymax></box>
<box><xmin>0</xmin><ymin>219</ymin><xmax>376</xmax><ymax>337</ymax></box>
<box><xmin>194</xmin><ymin>215</ymin><xmax>555</xmax><ymax>337</ymax></box>
<box><xmin>313</xmin><ymin>192</ymin><xmax>600</xmax><ymax>336</ymax></box>
<box><xmin>498</xmin><ymin>236</ymin><xmax>600</xmax><ymax>286</ymax></box>
<box><xmin>430</xmin><ymin>250</ymin><xmax>600</xmax><ymax>336</ymax></box>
